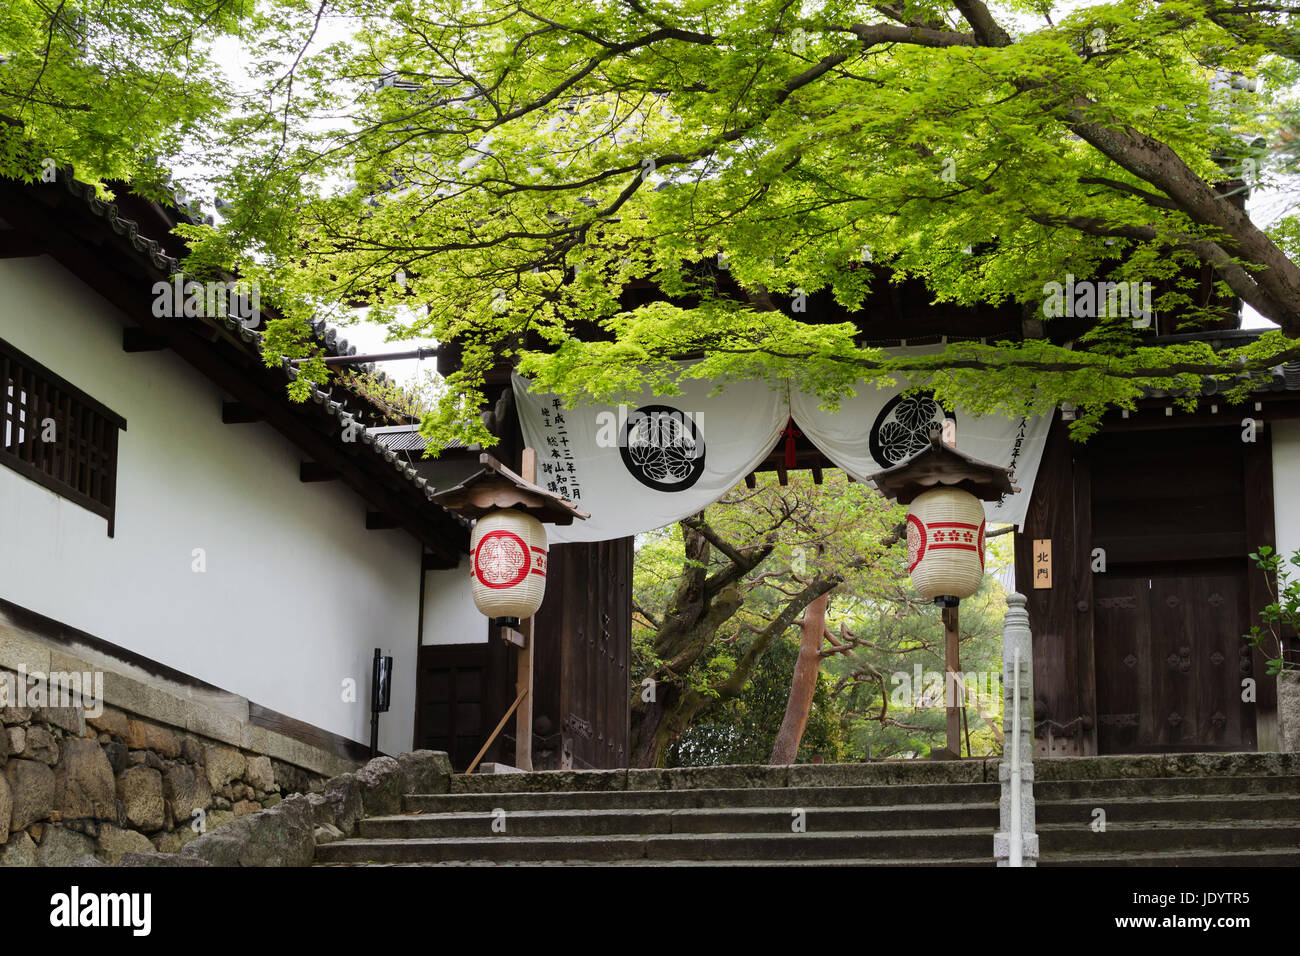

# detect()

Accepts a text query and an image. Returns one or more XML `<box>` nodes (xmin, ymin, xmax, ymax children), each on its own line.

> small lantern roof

<box><xmin>432</xmin><ymin>453</ymin><xmax>590</xmax><ymax>525</ymax></box>
<box><xmin>867</xmin><ymin>432</ymin><xmax>1018</xmax><ymax>504</ymax></box>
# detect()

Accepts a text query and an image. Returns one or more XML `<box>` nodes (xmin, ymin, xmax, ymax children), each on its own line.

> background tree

<box><xmin>668</xmin><ymin>636</ymin><xmax>848</xmax><ymax>766</ymax></box>
<box><xmin>630</xmin><ymin>473</ymin><xmax>901</xmax><ymax>767</ymax></box>
<box><xmin>632</xmin><ymin>472</ymin><xmax>1010</xmax><ymax>766</ymax></box>
<box><xmin>824</xmin><ymin>565</ymin><xmax>1010</xmax><ymax>759</ymax></box>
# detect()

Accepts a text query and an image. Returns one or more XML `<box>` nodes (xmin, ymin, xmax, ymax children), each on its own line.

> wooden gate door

<box><xmin>1094</xmin><ymin>562</ymin><xmax>1255</xmax><ymax>752</ymax></box>
<box><xmin>1089</xmin><ymin>426</ymin><xmax>1262</xmax><ymax>754</ymax></box>
<box><xmin>531</xmin><ymin>537</ymin><xmax>633</xmax><ymax>770</ymax></box>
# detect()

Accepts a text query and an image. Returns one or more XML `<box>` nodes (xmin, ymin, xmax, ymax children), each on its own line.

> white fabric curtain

<box><xmin>790</xmin><ymin>387</ymin><xmax>1050</xmax><ymax>527</ymax></box>
<box><xmin>512</xmin><ymin>370</ymin><xmax>789</xmax><ymax>544</ymax></box>
<box><xmin>512</xmin><ymin>356</ymin><xmax>1052</xmax><ymax>544</ymax></box>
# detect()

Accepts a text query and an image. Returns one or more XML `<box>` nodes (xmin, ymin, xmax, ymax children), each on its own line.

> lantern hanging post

<box><xmin>514</xmin><ymin>450</ymin><xmax>538</xmax><ymax>771</ymax></box>
<box><xmin>432</xmin><ymin>450</ymin><xmax>588</xmax><ymax>773</ymax></box>
<box><xmin>867</xmin><ymin>430</ymin><xmax>1017</xmax><ymax>760</ymax></box>
<box><xmin>943</xmin><ymin>604</ymin><xmax>961</xmax><ymax>757</ymax></box>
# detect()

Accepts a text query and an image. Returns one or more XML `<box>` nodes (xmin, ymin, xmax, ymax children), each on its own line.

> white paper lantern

<box><xmin>906</xmin><ymin>487</ymin><xmax>986</xmax><ymax>601</ymax></box>
<box><xmin>470</xmin><ymin>508</ymin><xmax>548</xmax><ymax>621</ymax></box>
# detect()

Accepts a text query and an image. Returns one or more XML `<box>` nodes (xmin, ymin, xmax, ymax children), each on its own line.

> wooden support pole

<box><xmin>944</xmin><ymin>604</ymin><xmax>961</xmax><ymax>757</ymax></box>
<box><xmin>466</xmin><ymin>686</ymin><xmax>528</xmax><ymax>775</ymax></box>
<box><xmin>514</xmin><ymin>445</ymin><xmax>539</xmax><ymax>771</ymax></box>
<box><xmin>513</xmin><ymin>618</ymin><xmax>534</xmax><ymax>771</ymax></box>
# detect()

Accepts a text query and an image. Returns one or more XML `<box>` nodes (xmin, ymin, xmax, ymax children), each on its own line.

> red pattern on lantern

<box><xmin>530</xmin><ymin>546</ymin><xmax>548</xmax><ymax>577</ymax></box>
<box><xmin>906</xmin><ymin>513</ymin><xmax>927</xmax><ymax>572</ymax></box>
<box><xmin>908</xmin><ymin>517</ymin><xmax>987</xmax><ymax>572</ymax></box>
<box><xmin>474</xmin><ymin>530</ymin><xmax>533</xmax><ymax>589</ymax></box>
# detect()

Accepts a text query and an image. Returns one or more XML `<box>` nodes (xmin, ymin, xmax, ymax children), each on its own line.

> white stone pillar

<box><xmin>995</xmin><ymin>592</ymin><xmax>1039</xmax><ymax>866</ymax></box>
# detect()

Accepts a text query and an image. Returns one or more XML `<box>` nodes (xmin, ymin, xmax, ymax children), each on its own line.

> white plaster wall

<box><xmin>1272</xmin><ymin>420</ymin><xmax>1300</xmax><ymax>563</ymax></box>
<box><xmin>0</xmin><ymin>256</ymin><xmax>425</xmax><ymax>754</ymax></box>
<box><xmin>422</xmin><ymin>558</ymin><xmax>488</xmax><ymax>644</ymax></box>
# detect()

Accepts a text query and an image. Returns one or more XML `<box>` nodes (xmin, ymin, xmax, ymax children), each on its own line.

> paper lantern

<box><xmin>906</xmin><ymin>487</ymin><xmax>986</xmax><ymax>602</ymax></box>
<box><xmin>470</xmin><ymin>508</ymin><xmax>548</xmax><ymax>623</ymax></box>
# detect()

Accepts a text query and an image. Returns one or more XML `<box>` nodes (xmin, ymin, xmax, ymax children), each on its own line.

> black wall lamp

<box><xmin>370</xmin><ymin>647</ymin><xmax>393</xmax><ymax>757</ymax></box>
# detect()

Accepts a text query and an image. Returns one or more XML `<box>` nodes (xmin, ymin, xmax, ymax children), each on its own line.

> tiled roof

<box><xmin>49</xmin><ymin>172</ymin><xmax>469</xmax><ymax>537</ymax></box>
<box><xmin>368</xmin><ymin>424</ymin><xmax>472</xmax><ymax>454</ymax></box>
<box><xmin>1140</xmin><ymin>328</ymin><xmax>1300</xmax><ymax>399</ymax></box>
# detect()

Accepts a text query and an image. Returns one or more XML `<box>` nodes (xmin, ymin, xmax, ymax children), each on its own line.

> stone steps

<box><xmin>315</xmin><ymin>828</ymin><xmax>997</xmax><ymax>864</ymax></box>
<box><xmin>1034</xmin><ymin>774</ymin><xmax>1300</xmax><ymax>801</ymax></box>
<box><xmin>314</xmin><ymin>755</ymin><xmax>1300</xmax><ymax>866</ymax></box>
<box><xmin>403</xmin><ymin>782</ymin><xmax>999</xmax><ymax>813</ymax></box>
<box><xmin>318</xmin><ymin>856</ymin><xmax>992</xmax><ymax>867</ymax></box>
<box><xmin>1032</xmin><ymin>761</ymin><xmax>1300</xmax><ymax>864</ymax></box>
<box><xmin>358</xmin><ymin>803</ymin><xmax>1000</xmax><ymax>839</ymax></box>
<box><xmin>1036</xmin><ymin>792</ymin><xmax>1300</xmax><ymax>824</ymax></box>
<box><xmin>1039</xmin><ymin>820</ymin><xmax>1300</xmax><ymax>855</ymax></box>
<box><xmin>317</xmin><ymin>763</ymin><xmax>1001</xmax><ymax>864</ymax></box>
<box><xmin>1039</xmin><ymin>847</ymin><xmax>1300</xmax><ymax>867</ymax></box>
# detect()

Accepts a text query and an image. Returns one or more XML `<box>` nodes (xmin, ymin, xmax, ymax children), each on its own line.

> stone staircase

<box><xmin>314</xmin><ymin>753</ymin><xmax>1300</xmax><ymax>866</ymax></box>
<box><xmin>1033</xmin><ymin>753</ymin><xmax>1300</xmax><ymax>866</ymax></box>
<box><xmin>316</xmin><ymin>760</ymin><xmax>1001</xmax><ymax>865</ymax></box>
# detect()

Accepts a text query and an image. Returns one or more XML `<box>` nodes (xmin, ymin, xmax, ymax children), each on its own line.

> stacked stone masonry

<box><xmin>0</xmin><ymin>700</ymin><xmax>335</xmax><ymax>865</ymax></box>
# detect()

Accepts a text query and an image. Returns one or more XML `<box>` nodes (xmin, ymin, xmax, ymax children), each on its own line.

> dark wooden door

<box><xmin>415</xmin><ymin>643</ymin><xmax>514</xmax><ymax>771</ymax></box>
<box><xmin>532</xmin><ymin>538</ymin><xmax>633</xmax><ymax>770</ymax></box>
<box><xmin>1090</xmin><ymin>427</ymin><xmax>1259</xmax><ymax>753</ymax></box>
<box><xmin>1094</xmin><ymin>563</ymin><xmax>1255</xmax><ymax>752</ymax></box>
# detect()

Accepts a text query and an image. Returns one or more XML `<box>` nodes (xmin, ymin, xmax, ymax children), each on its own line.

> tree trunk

<box><xmin>631</xmin><ymin>682</ymin><xmax>677</xmax><ymax>768</ymax></box>
<box><xmin>769</xmin><ymin>591</ymin><xmax>831</xmax><ymax>764</ymax></box>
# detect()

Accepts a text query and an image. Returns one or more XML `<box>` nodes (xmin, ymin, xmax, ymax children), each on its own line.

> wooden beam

<box><xmin>744</xmin><ymin>472</ymin><xmax>757</xmax><ymax>489</ymax></box>
<box><xmin>466</xmin><ymin>686</ymin><xmax>528</xmax><ymax>775</ymax></box>
<box><xmin>1102</xmin><ymin>400</ymin><xmax>1300</xmax><ymax>431</ymax></box>
<box><xmin>365</xmin><ymin>511</ymin><xmax>402</xmax><ymax>530</ymax></box>
<box><xmin>299</xmin><ymin>461</ymin><xmax>339</xmax><ymax>483</ymax></box>
<box><xmin>221</xmin><ymin>401</ymin><xmax>263</xmax><ymax>424</ymax></box>
<box><xmin>123</xmin><ymin>328</ymin><xmax>168</xmax><ymax>353</ymax></box>
<box><xmin>1245</xmin><ymin>426</ymin><xmax>1279</xmax><ymax>745</ymax></box>
<box><xmin>422</xmin><ymin>550</ymin><xmax>460</xmax><ymax>571</ymax></box>
<box><xmin>0</xmin><ymin>230</ymin><xmax>44</xmax><ymax>258</ymax></box>
<box><xmin>1072</xmin><ymin>443</ymin><xmax>1098</xmax><ymax>756</ymax></box>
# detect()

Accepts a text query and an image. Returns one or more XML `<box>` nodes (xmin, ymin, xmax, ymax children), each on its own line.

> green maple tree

<box><xmin>10</xmin><ymin>1</ymin><xmax>1300</xmax><ymax>446</ymax></box>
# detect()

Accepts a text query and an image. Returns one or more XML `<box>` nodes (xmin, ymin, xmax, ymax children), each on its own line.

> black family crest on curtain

<box><xmin>868</xmin><ymin>391</ymin><xmax>954</xmax><ymax>466</ymax></box>
<box><xmin>619</xmin><ymin>404</ymin><xmax>707</xmax><ymax>492</ymax></box>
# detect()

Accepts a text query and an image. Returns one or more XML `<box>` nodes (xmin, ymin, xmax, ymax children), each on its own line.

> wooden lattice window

<box><xmin>1</xmin><ymin>338</ymin><xmax>126</xmax><ymax>536</ymax></box>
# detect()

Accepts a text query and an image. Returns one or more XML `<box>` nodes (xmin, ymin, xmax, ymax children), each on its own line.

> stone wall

<box><xmin>0</xmin><ymin>625</ymin><xmax>362</xmax><ymax>866</ymax></box>
<box><xmin>0</xmin><ymin>700</ymin><xmax>343</xmax><ymax>865</ymax></box>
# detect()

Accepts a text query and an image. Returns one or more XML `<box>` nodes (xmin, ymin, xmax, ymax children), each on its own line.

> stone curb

<box><xmin>167</xmin><ymin>750</ymin><xmax>451</xmax><ymax>867</ymax></box>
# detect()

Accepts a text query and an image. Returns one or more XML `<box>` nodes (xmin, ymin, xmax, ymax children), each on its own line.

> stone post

<box><xmin>995</xmin><ymin>592</ymin><xmax>1039</xmax><ymax>866</ymax></box>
